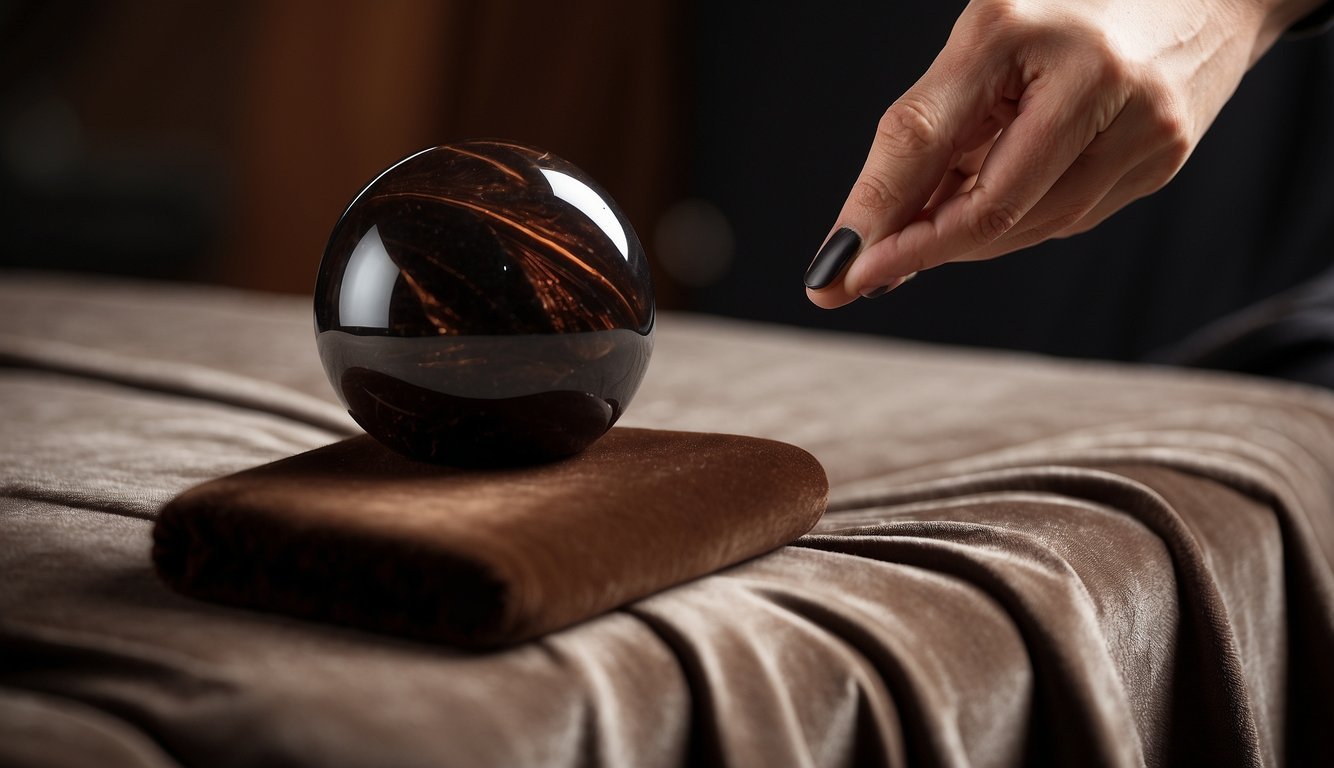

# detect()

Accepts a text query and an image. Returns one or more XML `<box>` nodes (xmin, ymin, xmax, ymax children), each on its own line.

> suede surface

<box><xmin>3</xmin><ymin>273</ymin><xmax>1334</xmax><ymax>767</ymax></box>
<box><xmin>152</xmin><ymin>431</ymin><xmax>828</xmax><ymax>648</ymax></box>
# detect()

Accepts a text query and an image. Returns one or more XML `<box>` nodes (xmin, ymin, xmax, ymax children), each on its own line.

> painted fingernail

<box><xmin>804</xmin><ymin>228</ymin><xmax>862</xmax><ymax>289</ymax></box>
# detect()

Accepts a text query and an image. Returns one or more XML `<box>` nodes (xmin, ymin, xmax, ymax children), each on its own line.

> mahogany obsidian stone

<box><xmin>314</xmin><ymin>141</ymin><xmax>654</xmax><ymax>466</ymax></box>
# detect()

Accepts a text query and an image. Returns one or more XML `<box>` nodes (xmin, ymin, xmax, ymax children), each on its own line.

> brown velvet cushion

<box><xmin>152</xmin><ymin>428</ymin><xmax>828</xmax><ymax>648</ymax></box>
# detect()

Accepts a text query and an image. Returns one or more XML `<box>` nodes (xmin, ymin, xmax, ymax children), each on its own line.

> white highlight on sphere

<box><xmin>339</xmin><ymin>225</ymin><xmax>399</xmax><ymax>328</ymax></box>
<box><xmin>540</xmin><ymin>168</ymin><xmax>630</xmax><ymax>259</ymax></box>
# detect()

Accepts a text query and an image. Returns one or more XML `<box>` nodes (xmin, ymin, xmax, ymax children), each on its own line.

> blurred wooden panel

<box><xmin>8</xmin><ymin>0</ymin><xmax>687</xmax><ymax>299</ymax></box>
<box><xmin>228</xmin><ymin>0</ymin><xmax>455</xmax><ymax>294</ymax></box>
<box><xmin>233</xmin><ymin>0</ymin><xmax>687</xmax><ymax>298</ymax></box>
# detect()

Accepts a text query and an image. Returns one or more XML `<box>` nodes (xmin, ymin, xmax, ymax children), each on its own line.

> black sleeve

<box><xmin>1288</xmin><ymin>1</ymin><xmax>1334</xmax><ymax>39</ymax></box>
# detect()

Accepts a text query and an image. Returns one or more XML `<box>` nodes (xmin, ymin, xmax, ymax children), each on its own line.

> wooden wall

<box><xmin>2</xmin><ymin>0</ymin><xmax>688</xmax><ymax>300</ymax></box>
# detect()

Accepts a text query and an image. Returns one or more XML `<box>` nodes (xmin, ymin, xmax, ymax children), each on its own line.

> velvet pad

<box><xmin>153</xmin><ymin>428</ymin><xmax>828</xmax><ymax>649</ymax></box>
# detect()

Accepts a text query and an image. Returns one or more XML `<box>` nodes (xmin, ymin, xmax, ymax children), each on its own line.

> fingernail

<box><xmin>804</xmin><ymin>228</ymin><xmax>862</xmax><ymax>289</ymax></box>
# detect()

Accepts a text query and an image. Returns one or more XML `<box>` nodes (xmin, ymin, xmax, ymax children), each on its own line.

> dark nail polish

<box><xmin>861</xmin><ymin>284</ymin><xmax>892</xmax><ymax>299</ymax></box>
<box><xmin>804</xmin><ymin>228</ymin><xmax>861</xmax><ymax>289</ymax></box>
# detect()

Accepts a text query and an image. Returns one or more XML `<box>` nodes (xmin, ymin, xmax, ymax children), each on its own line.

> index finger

<box><xmin>805</xmin><ymin>56</ymin><xmax>1001</xmax><ymax>307</ymax></box>
<box><xmin>844</xmin><ymin>67</ymin><xmax>1122</xmax><ymax>296</ymax></box>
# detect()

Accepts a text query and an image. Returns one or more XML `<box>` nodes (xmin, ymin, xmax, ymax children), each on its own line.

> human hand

<box><xmin>804</xmin><ymin>0</ymin><xmax>1326</xmax><ymax>307</ymax></box>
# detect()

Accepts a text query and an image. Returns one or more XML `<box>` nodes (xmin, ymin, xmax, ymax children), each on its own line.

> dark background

<box><xmin>3</xmin><ymin>0</ymin><xmax>1332</xmax><ymax>362</ymax></box>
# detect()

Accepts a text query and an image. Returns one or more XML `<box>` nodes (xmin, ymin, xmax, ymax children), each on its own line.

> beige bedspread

<box><xmin>2</xmin><ymin>273</ymin><xmax>1333</xmax><ymax>767</ymax></box>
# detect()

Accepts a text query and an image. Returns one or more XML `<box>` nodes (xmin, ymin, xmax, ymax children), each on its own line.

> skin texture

<box><xmin>808</xmin><ymin>0</ymin><xmax>1327</xmax><ymax>307</ymax></box>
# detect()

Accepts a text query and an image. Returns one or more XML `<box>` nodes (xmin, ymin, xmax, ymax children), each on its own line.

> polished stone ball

<box><xmin>314</xmin><ymin>141</ymin><xmax>655</xmax><ymax>466</ymax></box>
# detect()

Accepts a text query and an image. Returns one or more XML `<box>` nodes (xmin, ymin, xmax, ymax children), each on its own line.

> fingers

<box><xmin>948</xmin><ymin>114</ymin><xmax>1161</xmax><ymax>261</ymax></box>
<box><xmin>851</xmin><ymin>90</ymin><xmax>986</xmax><ymax>242</ymax></box>
<box><xmin>1052</xmin><ymin>146</ymin><xmax>1188</xmax><ymax>238</ymax></box>
<box><xmin>889</xmin><ymin>137</ymin><xmax>1184</xmax><ymax>269</ymax></box>
<box><xmin>959</xmin><ymin>105</ymin><xmax>1189</xmax><ymax>261</ymax></box>
<box><xmin>843</xmin><ymin>76</ymin><xmax>1116</xmax><ymax>296</ymax></box>
<box><xmin>805</xmin><ymin>57</ymin><xmax>1004</xmax><ymax>308</ymax></box>
<box><xmin>803</xmin><ymin>0</ymin><xmax>1223</xmax><ymax>309</ymax></box>
<box><xmin>923</xmin><ymin>132</ymin><xmax>999</xmax><ymax>212</ymax></box>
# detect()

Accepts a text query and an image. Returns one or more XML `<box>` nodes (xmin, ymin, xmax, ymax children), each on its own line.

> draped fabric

<box><xmin>3</xmin><ymin>274</ymin><xmax>1333</xmax><ymax>766</ymax></box>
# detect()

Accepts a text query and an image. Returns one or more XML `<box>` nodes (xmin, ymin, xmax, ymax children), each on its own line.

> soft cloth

<box><xmin>4</xmin><ymin>274</ymin><xmax>1334</xmax><ymax>767</ymax></box>
<box><xmin>152</xmin><ymin>430</ymin><xmax>828</xmax><ymax>648</ymax></box>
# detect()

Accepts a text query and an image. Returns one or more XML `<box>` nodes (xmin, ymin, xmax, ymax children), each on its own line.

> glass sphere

<box><xmin>314</xmin><ymin>141</ymin><xmax>655</xmax><ymax>466</ymax></box>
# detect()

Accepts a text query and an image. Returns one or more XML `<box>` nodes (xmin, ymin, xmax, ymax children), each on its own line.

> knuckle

<box><xmin>972</xmin><ymin>0</ymin><xmax>1055</xmax><ymax>42</ymax></box>
<box><xmin>1163</xmin><ymin>135</ymin><xmax>1193</xmax><ymax>170</ymax></box>
<box><xmin>1135</xmin><ymin>100</ymin><xmax>1193</xmax><ymax>191</ymax></box>
<box><xmin>851</xmin><ymin>174</ymin><xmax>904</xmax><ymax>214</ymax></box>
<box><xmin>1156</xmin><ymin>118</ymin><xmax>1193</xmax><ymax>170</ymax></box>
<box><xmin>1085</xmin><ymin>37</ymin><xmax>1133</xmax><ymax>91</ymax></box>
<box><xmin>969</xmin><ymin>197</ymin><xmax>1023</xmax><ymax>245</ymax></box>
<box><xmin>1139</xmin><ymin>85</ymin><xmax>1193</xmax><ymax>166</ymax></box>
<box><xmin>877</xmin><ymin>98</ymin><xmax>942</xmax><ymax>156</ymax></box>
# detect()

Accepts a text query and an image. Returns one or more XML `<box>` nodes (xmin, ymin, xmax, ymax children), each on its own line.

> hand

<box><xmin>804</xmin><ymin>0</ymin><xmax>1325</xmax><ymax>307</ymax></box>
